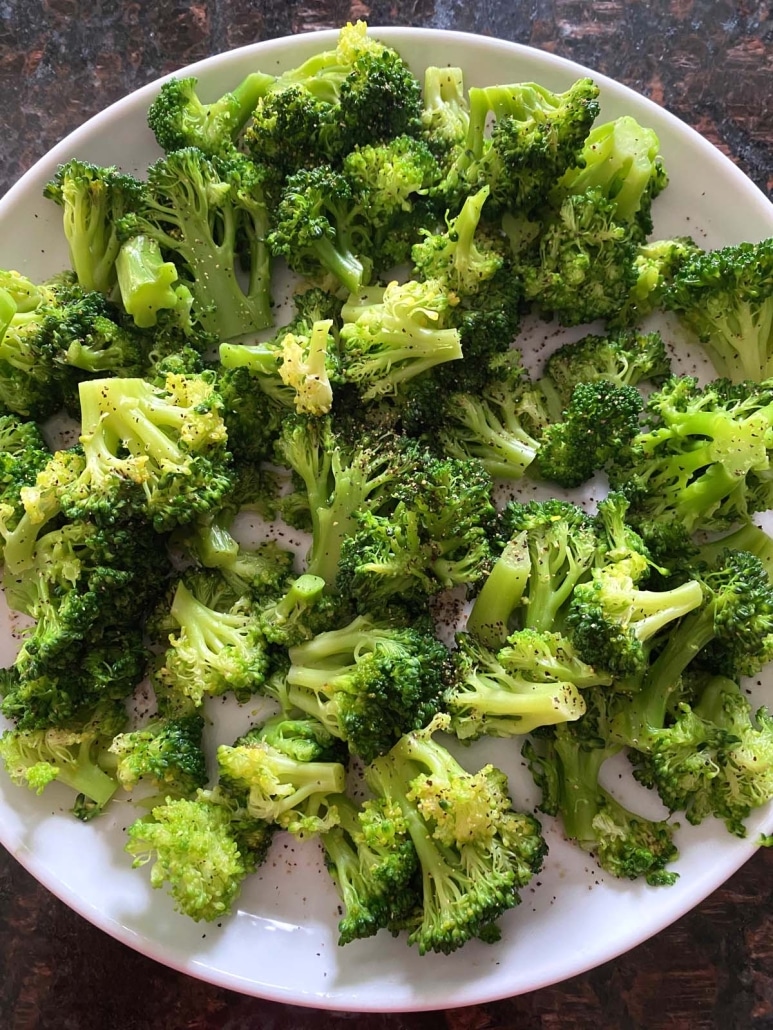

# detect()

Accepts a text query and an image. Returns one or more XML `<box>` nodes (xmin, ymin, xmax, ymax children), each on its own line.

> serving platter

<box><xmin>0</xmin><ymin>27</ymin><xmax>772</xmax><ymax>1012</ymax></box>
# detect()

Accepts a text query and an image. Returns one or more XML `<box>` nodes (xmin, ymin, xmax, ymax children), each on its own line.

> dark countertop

<box><xmin>1</xmin><ymin>2</ymin><xmax>773</xmax><ymax>1028</ymax></box>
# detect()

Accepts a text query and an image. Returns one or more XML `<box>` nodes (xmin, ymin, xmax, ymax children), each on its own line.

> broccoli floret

<box><xmin>611</xmin><ymin>236</ymin><xmax>702</xmax><ymax>328</ymax></box>
<box><xmin>43</xmin><ymin>161</ymin><xmax>145</xmax><ymax>295</ymax></box>
<box><xmin>257</xmin><ymin>573</ymin><xmax>331</xmax><ymax>648</ymax></box>
<box><xmin>611</xmin><ymin>549</ymin><xmax>773</xmax><ymax>754</ymax></box>
<box><xmin>555</xmin><ymin>116</ymin><xmax>668</xmax><ymax>237</ymax></box>
<box><xmin>153</xmin><ymin>576</ymin><xmax>269</xmax><ymax>706</ymax></box>
<box><xmin>107</xmin><ymin>713</ymin><xmax>207</xmax><ymax>797</ymax></box>
<box><xmin>216</xmin><ymin>366</ymin><xmax>285</xmax><ymax>466</ymax></box>
<box><xmin>0</xmin><ymin>627</ymin><xmax>148</xmax><ymax>731</ymax></box>
<box><xmin>442</xmin><ymin>78</ymin><xmax>600</xmax><ymax>216</ymax></box>
<box><xmin>447</xmin><ymin>632</ymin><xmax>600</xmax><ymax>740</ymax></box>
<box><xmin>0</xmin><ymin>697</ymin><xmax>125</xmax><ymax>815</ymax></box>
<box><xmin>542</xmin><ymin>330</ymin><xmax>671</xmax><ymax>410</ymax></box>
<box><xmin>339</xmin><ymin>279</ymin><xmax>463</xmax><ymax>399</ymax></box>
<box><xmin>430</xmin><ymin>352</ymin><xmax>544</xmax><ymax>481</ymax></box>
<box><xmin>117</xmin><ymin>148</ymin><xmax>273</xmax><ymax>341</ymax></box>
<box><xmin>412</xmin><ymin>185</ymin><xmax>503</xmax><ymax>295</ymax></box>
<box><xmin>337</xmin><ymin>453</ymin><xmax>497</xmax><ymax>610</ymax></box>
<box><xmin>631</xmin><ymin>675</ymin><xmax>773</xmax><ymax>837</ymax></box>
<box><xmin>566</xmin><ymin>559</ymin><xmax>704</xmax><ymax>677</ymax></box>
<box><xmin>147</xmin><ymin>71</ymin><xmax>275</xmax><ymax>155</ymax></box>
<box><xmin>217</xmin><ymin>715</ymin><xmax>347</xmax><ymax>836</ymax></box>
<box><xmin>514</xmin><ymin>189</ymin><xmax>640</xmax><ymax>326</ymax></box>
<box><xmin>115</xmin><ymin>234</ymin><xmax>195</xmax><ymax>330</ymax></box>
<box><xmin>125</xmin><ymin>787</ymin><xmax>274</xmax><ymax>921</ymax></box>
<box><xmin>266</xmin><ymin>165</ymin><xmax>372</xmax><ymax>294</ymax></box>
<box><xmin>271</xmin><ymin>615</ymin><xmax>450</xmax><ymax>763</ymax></box>
<box><xmin>420</xmin><ymin>66</ymin><xmax>469</xmax><ymax>160</ymax></box>
<box><xmin>537</xmin><ymin>380</ymin><xmax>643</xmax><ymax>489</ymax></box>
<box><xmin>274</xmin><ymin>416</ymin><xmax>415</xmax><ymax>587</ymax></box>
<box><xmin>246</xmin><ymin>21</ymin><xmax>423</xmax><ymax>171</ymax></box>
<box><xmin>608</xmin><ymin>375</ymin><xmax>773</xmax><ymax>534</ymax></box>
<box><xmin>366</xmin><ymin>714</ymin><xmax>547</xmax><ymax>954</ymax></box>
<box><xmin>0</xmin><ymin>414</ymin><xmax>50</xmax><ymax>562</ymax></box>
<box><xmin>524</xmin><ymin>691</ymin><xmax>679</xmax><ymax>885</ymax></box>
<box><xmin>665</xmin><ymin>238</ymin><xmax>773</xmax><ymax>383</ymax></box>
<box><xmin>320</xmin><ymin>791</ymin><xmax>420</xmax><ymax>945</ymax></box>
<box><xmin>60</xmin><ymin>373</ymin><xmax>233</xmax><ymax>532</ymax></box>
<box><xmin>493</xmin><ymin>500</ymin><xmax>599</xmax><ymax>634</ymax></box>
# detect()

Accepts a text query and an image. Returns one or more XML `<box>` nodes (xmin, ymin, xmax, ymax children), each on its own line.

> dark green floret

<box><xmin>107</xmin><ymin>713</ymin><xmax>207</xmax><ymax>797</ymax></box>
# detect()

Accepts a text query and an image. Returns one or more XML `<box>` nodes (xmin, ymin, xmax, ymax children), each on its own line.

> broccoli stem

<box><xmin>311</xmin><ymin>236</ymin><xmax>368</xmax><ymax>296</ymax></box>
<box><xmin>115</xmin><ymin>235</ymin><xmax>182</xmax><ymax>328</ymax></box>
<box><xmin>466</xmin><ymin>533</ymin><xmax>531</xmax><ymax>647</ymax></box>
<box><xmin>229</xmin><ymin>72</ymin><xmax>278</xmax><ymax>129</ymax></box>
<box><xmin>57</xmin><ymin>741</ymin><xmax>119</xmax><ymax>808</ymax></box>
<box><xmin>273</xmin><ymin>574</ymin><xmax>326</xmax><ymax>621</ymax></box>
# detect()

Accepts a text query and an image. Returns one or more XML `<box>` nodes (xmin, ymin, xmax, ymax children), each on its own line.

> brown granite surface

<box><xmin>1</xmin><ymin>1</ymin><xmax>773</xmax><ymax>1027</ymax></box>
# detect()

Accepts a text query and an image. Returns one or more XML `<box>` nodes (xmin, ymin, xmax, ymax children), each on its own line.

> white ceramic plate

<box><xmin>1</xmin><ymin>27</ymin><xmax>772</xmax><ymax>1013</ymax></box>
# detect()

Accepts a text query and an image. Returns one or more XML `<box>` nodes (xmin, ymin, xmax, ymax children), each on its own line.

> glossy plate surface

<box><xmin>1</xmin><ymin>27</ymin><xmax>772</xmax><ymax>1013</ymax></box>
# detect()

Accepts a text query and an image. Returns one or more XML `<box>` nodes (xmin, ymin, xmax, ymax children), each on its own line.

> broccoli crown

<box><xmin>515</xmin><ymin>188</ymin><xmax>639</xmax><ymax>326</ymax></box>
<box><xmin>566</xmin><ymin>561</ymin><xmax>704</xmax><ymax>677</ymax></box>
<box><xmin>0</xmin><ymin>627</ymin><xmax>148</xmax><ymax>731</ymax></box>
<box><xmin>154</xmin><ymin>577</ymin><xmax>269</xmax><ymax>706</ymax></box>
<box><xmin>537</xmin><ymin>380</ymin><xmax>644</xmax><ymax>489</ymax></box>
<box><xmin>524</xmin><ymin>691</ymin><xmax>679</xmax><ymax>885</ymax></box>
<box><xmin>339</xmin><ymin>279</ymin><xmax>463</xmax><ymax>399</ymax></box>
<box><xmin>343</xmin><ymin>135</ymin><xmax>439</xmax><ymax>230</ymax></box>
<box><xmin>321</xmin><ymin>792</ymin><xmax>420</xmax><ymax>945</ymax></box>
<box><xmin>542</xmin><ymin>329</ymin><xmax>671</xmax><ymax>409</ymax></box>
<box><xmin>366</xmin><ymin>714</ymin><xmax>546</xmax><ymax>954</ymax></box>
<box><xmin>448</xmin><ymin>78</ymin><xmax>600</xmax><ymax>216</ymax></box>
<box><xmin>447</xmin><ymin>632</ymin><xmax>591</xmax><ymax>740</ymax></box>
<box><xmin>608</xmin><ymin>375</ymin><xmax>773</xmax><ymax>534</ymax></box>
<box><xmin>147</xmin><ymin>72</ymin><xmax>275</xmax><ymax>155</ymax></box>
<box><xmin>125</xmin><ymin>788</ymin><xmax>273</xmax><ymax>921</ymax></box>
<box><xmin>43</xmin><ymin>160</ymin><xmax>145</xmax><ymax>295</ymax></box>
<box><xmin>420</xmin><ymin>65</ymin><xmax>470</xmax><ymax>158</ymax></box>
<box><xmin>499</xmin><ymin>499</ymin><xmax>600</xmax><ymax>633</ymax></box>
<box><xmin>610</xmin><ymin>236</ymin><xmax>702</xmax><ymax>328</ymax></box>
<box><xmin>118</xmin><ymin>148</ymin><xmax>273</xmax><ymax>340</ymax></box>
<box><xmin>62</xmin><ymin>373</ymin><xmax>234</xmax><ymax>532</ymax></box>
<box><xmin>631</xmin><ymin>676</ymin><xmax>773</xmax><ymax>837</ymax></box>
<box><xmin>338</xmin><ymin>451</ymin><xmax>497</xmax><ymax>611</ymax></box>
<box><xmin>425</xmin><ymin>351</ymin><xmax>541</xmax><ymax>481</ymax></box>
<box><xmin>108</xmin><ymin>713</ymin><xmax>207</xmax><ymax>797</ymax></box>
<box><xmin>555</xmin><ymin>115</ymin><xmax>668</xmax><ymax>237</ymax></box>
<box><xmin>0</xmin><ymin>697</ymin><xmax>125</xmax><ymax>813</ymax></box>
<box><xmin>216</xmin><ymin>366</ymin><xmax>285</xmax><ymax>466</ymax></box>
<box><xmin>217</xmin><ymin>717</ymin><xmax>346</xmax><ymax>836</ymax></box>
<box><xmin>279</xmin><ymin>615</ymin><xmax>451</xmax><ymax>763</ymax></box>
<box><xmin>266</xmin><ymin>164</ymin><xmax>371</xmax><ymax>295</ymax></box>
<box><xmin>411</xmin><ymin>185</ymin><xmax>504</xmax><ymax>295</ymax></box>
<box><xmin>664</xmin><ymin>237</ymin><xmax>773</xmax><ymax>383</ymax></box>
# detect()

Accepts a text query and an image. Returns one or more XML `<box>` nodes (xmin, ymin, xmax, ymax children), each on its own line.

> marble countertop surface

<box><xmin>1</xmin><ymin>2</ymin><xmax>772</xmax><ymax>1027</ymax></box>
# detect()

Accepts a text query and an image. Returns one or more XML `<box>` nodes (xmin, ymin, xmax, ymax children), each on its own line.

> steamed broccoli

<box><xmin>339</xmin><ymin>279</ymin><xmax>462</xmax><ymax>399</ymax></box>
<box><xmin>147</xmin><ymin>71</ymin><xmax>275</xmax><ymax>155</ymax></box>
<box><xmin>125</xmin><ymin>787</ymin><xmax>274</xmax><ymax>921</ymax></box>
<box><xmin>217</xmin><ymin>714</ymin><xmax>347</xmax><ymax>836</ymax></box>
<box><xmin>608</xmin><ymin>375</ymin><xmax>773</xmax><ymax>534</ymax></box>
<box><xmin>366</xmin><ymin>714</ymin><xmax>547</xmax><ymax>954</ymax></box>
<box><xmin>447</xmin><ymin>632</ymin><xmax>599</xmax><ymax>740</ymax></box>
<box><xmin>60</xmin><ymin>373</ymin><xmax>234</xmax><ymax>532</ymax></box>
<box><xmin>271</xmin><ymin>615</ymin><xmax>450</xmax><ymax>762</ymax></box>
<box><xmin>0</xmin><ymin>697</ymin><xmax>125</xmax><ymax>814</ymax></box>
<box><xmin>665</xmin><ymin>237</ymin><xmax>773</xmax><ymax>383</ymax></box>
<box><xmin>117</xmin><ymin>148</ymin><xmax>273</xmax><ymax>341</ymax></box>
<box><xmin>43</xmin><ymin>161</ymin><xmax>145</xmax><ymax>295</ymax></box>
<box><xmin>524</xmin><ymin>690</ymin><xmax>679</xmax><ymax>885</ymax></box>
<box><xmin>108</xmin><ymin>713</ymin><xmax>207</xmax><ymax>797</ymax></box>
<box><xmin>320</xmin><ymin>791</ymin><xmax>420</xmax><ymax>946</ymax></box>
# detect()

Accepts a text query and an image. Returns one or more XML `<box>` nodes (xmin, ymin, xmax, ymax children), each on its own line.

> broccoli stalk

<box><xmin>115</xmin><ymin>234</ymin><xmax>193</xmax><ymax>329</ymax></box>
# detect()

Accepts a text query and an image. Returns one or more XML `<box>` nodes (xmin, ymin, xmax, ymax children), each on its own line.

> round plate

<box><xmin>1</xmin><ymin>27</ymin><xmax>772</xmax><ymax>1013</ymax></box>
